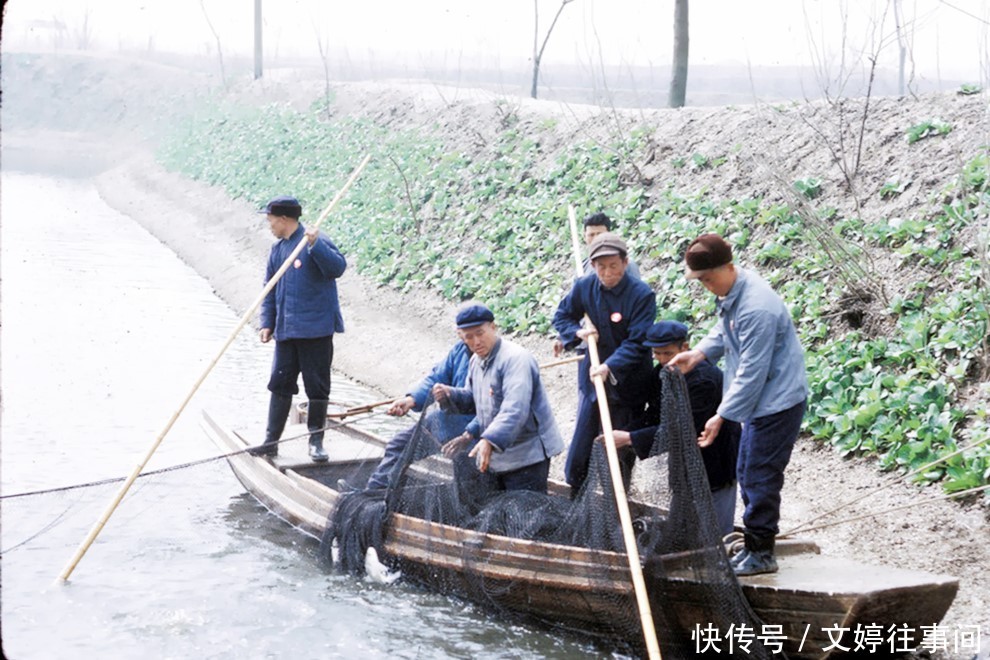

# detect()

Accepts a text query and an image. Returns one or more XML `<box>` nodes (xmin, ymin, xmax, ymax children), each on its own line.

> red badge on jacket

<box><xmin>294</xmin><ymin>259</ymin><xmax>302</xmax><ymax>269</ymax></box>
<box><xmin>610</xmin><ymin>312</ymin><xmax>623</xmax><ymax>323</ymax></box>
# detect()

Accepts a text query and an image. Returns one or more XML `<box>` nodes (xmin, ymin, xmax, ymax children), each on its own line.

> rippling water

<box><xmin>0</xmin><ymin>173</ymin><xmax>608</xmax><ymax>659</ymax></box>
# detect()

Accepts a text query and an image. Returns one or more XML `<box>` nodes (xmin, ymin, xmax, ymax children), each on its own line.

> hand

<box><xmin>304</xmin><ymin>226</ymin><xmax>320</xmax><ymax>246</ymax></box>
<box><xmin>552</xmin><ymin>339</ymin><xmax>564</xmax><ymax>358</ymax></box>
<box><xmin>698</xmin><ymin>414</ymin><xmax>724</xmax><ymax>448</ymax></box>
<box><xmin>260</xmin><ymin>328</ymin><xmax>273</xmax><ymax>343</ymax></box>
<box><xmin>468</xmin><ymin>438</ymin><xmax>494</xmax><ymax>473</ymax></box>
<box><xmin>576</xmin><ymin>322</ymin><xmax>599</xmax><ymax>341</ymax></box>
<box><xmin>386</xmin><ymin>396</ymin><xmax>415</xmax><ymax>417</ymax></box>
<box><xmin>441</xmin><ymin>432</ymin><xmax>473</xmax><ymax>458</ymax></box>
<box><xmin>667</xmin><ymin>349</ymin><xmax>705</xmax><ymax>375</ymax></box>
<box><xmin>432</xmin><ymin>383</ymin><xmax>451</xmax><ymax>404</ymax></box>
<box><xmin>590</xmin><ymin>362</ymin><xmax>611</xmax><ymax>382</ymax></box>
<box><xmin>595</xmin><ymin>430</ymin><xmax>631</xmax><ymax>449</ymax></box>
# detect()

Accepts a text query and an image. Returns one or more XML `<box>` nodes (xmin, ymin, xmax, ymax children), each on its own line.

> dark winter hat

<box><xmin>455</xmin><ymin>303</ymin><xmax>496</xmax><ymax>329</ymax></box>
<box><xmin>259</xmin><ymin>195</ymin><xmax>302</xmax><ymax>219</ymax></box>
<box><xmin>588</xmin><ymin>232</ymin><xmax>629</xmax><ymax>262</ymax></box>
<box><xmin>643</xmin><ymin>320</ymin><xmax>689</xmax><ymax>348</ymax></box>
<box><xmin>685</xmin><ymin>233</ymin><xmax>733</xmax><ymax>278</ymax></box>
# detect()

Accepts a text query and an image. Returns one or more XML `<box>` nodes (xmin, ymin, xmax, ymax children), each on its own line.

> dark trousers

<box><xmin>738</xmin><ymin>399</ymin><xmax>807</xmax><ymax>541</ymax></box>
<box><xmin>496</xmin><ymin>457</ymin><xmax>551</xmax><ymax>493</ymax></box>
<box><xmin>267</xmin><ymin>335</ymin><xmax>334</xmax><ymax>399</ymax></box>
<box><xmin>565</xmin><ymin>392</ymin><xmax>639</xmax><ymax>491</ymax></box>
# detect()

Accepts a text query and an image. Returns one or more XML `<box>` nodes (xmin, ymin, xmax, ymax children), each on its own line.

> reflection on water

<box><xmin>0</xmin><ymin>173</ymin><xmax>606</xmax><ymax>659</ymax></box>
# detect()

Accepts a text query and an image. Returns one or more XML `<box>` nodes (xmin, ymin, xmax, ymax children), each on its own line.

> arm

<box><xmin>717</xmin><ymin>309</ymin><xmax>777</xmax><ymax>423</ymax></box>
<box><xmin>552</xmin><ymin>280</ymin><xmax>586</xmax><ymax>350</ymax></box>
<box><xmin>307</xmin><ymin>233</ymin><xmax>347</xmax><ymax>280</ymax></box>
<box><xmin>476</xmin><ymin>354</ymin><xmax>535</xmax><ymax>452</ymax></box>
<box><xmin>259</xmin><ymin>250</ymin><xmax>278</xmax><ymax>334</ymax></box>
<box><xmin>694</xmin><ymin>320</ymin><xmax>726</xmax><ymax>364</ymax></box>
<box><xmin>409</xmin><ymin>344</ymin><xmax>465</xmax><ymax>411</ymax></box>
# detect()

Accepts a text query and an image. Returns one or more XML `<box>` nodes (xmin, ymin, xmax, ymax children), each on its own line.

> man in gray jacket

<box><xmin>435</xmin><ymin>303</ymin><xmax>564</xmax><ymax>492</ymax></box>
<box><xmin>669</xmin><ymin>234</ymin><xmax>808</xmax><ymax>576</ymax></box>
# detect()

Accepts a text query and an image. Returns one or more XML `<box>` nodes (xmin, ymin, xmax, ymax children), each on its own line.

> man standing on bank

<box><xmin>553</xmin><ymin>233</ymin><xmax>657</xmax><ymax>495</ymax></box>
<box><xmin>435</xmin><ymin>304</ymin><xmax>564</xmax><ymax>493</ymax></box>
<box><xmin>253</xmin><ymin>195</ymin><xmax>347</xmax><ymax>462</ymax></box>
<box><xmin>668</xmin><ymin>234</ymin><xmax>807</xmax><ymax>576</ymax></box>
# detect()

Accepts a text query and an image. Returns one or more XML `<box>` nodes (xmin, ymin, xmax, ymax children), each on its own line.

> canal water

<box><xmin>0</xmin><ymin>172</ymin><xmax>610</xmax><ymax>659</ymax></box>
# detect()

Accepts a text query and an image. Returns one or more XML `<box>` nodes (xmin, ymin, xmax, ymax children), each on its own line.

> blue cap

<box><xmin>456</xmin><ymin>304</ymin><xmax>495</xmax><ymax>329</ymax></box>
<box><xmin>259</xmin><ymin>195</ymin><xmax>302</xmax><ymax>218</ymax></box>
<box><xmin>643</xmin><ymin>320</ymin><xmax>689</xmax><ymax>347</ymax></box>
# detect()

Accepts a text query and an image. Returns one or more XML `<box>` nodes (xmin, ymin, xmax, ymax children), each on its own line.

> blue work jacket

<box><xmin>695</xmin><ymin>267</ymin><xmax>808</xmax><ymax>422</ymax></box>
<box><xmin>260</xmin><ymin>224</ymin><xmax>346</xmax><ymax>340</ymax></box>
<box><xmin>408</xmin><ymin>341</ymin><xmax>471</xmax><ymax>411</ymax></box>
<box><xmin>552</xmin><ymin>272</ymin><xmax>656</xmax><ymax>408</ymax></box>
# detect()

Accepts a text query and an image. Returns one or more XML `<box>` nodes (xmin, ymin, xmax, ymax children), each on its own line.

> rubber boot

<box><xmin>250</xmin><ymin>393</ymin><xmax>293</xmax><ymax>457</ymax></box>
<box><xmin>734</xmin><ymin>532</ymin><xmax>778</xmax><ymax>576</ymax></box>
<box><xmin>307</xmin><ymin>399</ymin><xmax>329</xmax><ymax>463</ymax></box>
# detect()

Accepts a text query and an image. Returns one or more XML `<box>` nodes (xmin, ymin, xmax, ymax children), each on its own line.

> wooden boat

<box><xmin>202</xmin><ymin>411</ymin><xmax>959</xmax><ymax>658</ymax></box>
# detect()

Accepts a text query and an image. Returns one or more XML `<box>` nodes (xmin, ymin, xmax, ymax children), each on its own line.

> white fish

<box><xmin>364</xmin><ymin>547</ymin><xmax>401</xmax><ymax>585</ymax></box>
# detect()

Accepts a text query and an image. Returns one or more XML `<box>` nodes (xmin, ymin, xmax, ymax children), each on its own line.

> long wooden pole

<box><xmin>57</xmin><ymin>154</ymin><xmax>372</xmax><ymax>582</ymax></box>
<box><xmin>567</xmin><ymin>206</ymin><xmax>661</xmax><ymax>659</ymax></box>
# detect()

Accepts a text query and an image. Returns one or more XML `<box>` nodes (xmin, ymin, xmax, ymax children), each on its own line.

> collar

<box><xmin>595</xmin><ymin>272</ymin><xmax>629</xmax><ymax>295</ymax></box>
<box><xmin>717</xmin><ymin>267</ymin><xmax>748</xmax><ymax>312</ymax></box>
<box><xmin>479</xmin><ymin>337</ymin><xmax>503</xmax><ymax>370</ymax></box>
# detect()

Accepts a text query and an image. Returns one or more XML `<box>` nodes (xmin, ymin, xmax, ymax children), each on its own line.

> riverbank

<box><xmin>80</xmin><ymin>146</ymin><xmax>988</xmax><ymax>650</ymax></box>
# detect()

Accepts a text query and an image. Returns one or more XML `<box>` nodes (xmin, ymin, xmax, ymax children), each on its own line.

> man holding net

<box><xmin>669</xmin><ymin>234</ymin><xmax>808</xmax><ymax>576</ymax></box>
<box><xmin>610</xmin><ymin>320</ymin><xmax>741</xmax><ymax>536</ymax></box>
<box><xmin>434</xmin><ymin>303</ymin><xmax>564</xmax><ymax>492</ymax></box>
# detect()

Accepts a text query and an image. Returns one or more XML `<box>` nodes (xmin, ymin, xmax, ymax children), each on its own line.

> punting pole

<box><xmin>56</xmin><ymin>154</ymin><xmax>373</xmax><ymax>583</ymax></box>
<box><xmin>566</xmin><ymin>206</ymin><xmax>662</xmax><ymax>659</ymax></box>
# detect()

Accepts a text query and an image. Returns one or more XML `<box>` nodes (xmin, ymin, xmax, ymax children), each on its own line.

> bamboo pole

<box><xmin>538</xmin><ymin>354</ymin><xmax>583</xmax><ymax>369</ymax></box>
<box><xmin>57</xmin><ymin>154</ymin><xmax>372</xmax><ymax>582</ymax></box>
<box><xmin>567</xmin><ymin>206</ymin><xmax>661</xmax><ymax>659</ymax></box>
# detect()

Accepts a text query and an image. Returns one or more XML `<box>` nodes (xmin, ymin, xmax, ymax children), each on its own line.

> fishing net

<box><xmin>321</xmin><ymin>372</ymin><xmax>776</xmax><ymax>658</ymax></box>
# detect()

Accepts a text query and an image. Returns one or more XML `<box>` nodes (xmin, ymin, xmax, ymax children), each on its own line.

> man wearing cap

<box><xmin>552</xmin><ymin>232</ymin><xmax>657</xmax><ymax>495</ymax></box>
<box><xmin>669</xmin><ymin>233</ymin><xmax>808</xmax><ymax>576</ymax></box>
<box><xmin>252</xmin><ymin>195</ymin><xmax>347</xmax><ymax>462</ymax></box>
<box><xmin>610</xmin><ymin>320</ymin><xmax>741</xmax><ymax>536</ymax></box>
<box><xmin>434</xmin><ymin>304</ymin><xmax>564</xmax><ymax>492</ymax></box>
<box><xmin>581</xmin><ymin>213</ymin><xmax>642</xmax><ymax>280</ymax></box>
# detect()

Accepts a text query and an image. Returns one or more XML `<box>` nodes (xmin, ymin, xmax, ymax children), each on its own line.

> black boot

<box><xmin>734</xmin><ymin>532</ymin><xmax>777</xmax><ymax>576</ymax></box>
<box><xmin>250</xmin><ymin>393</ymin><xmax>293</xmax><ymax>457</ymax></box>
<box><xmin>307</xmin><ymin>399</ymin><xmax>329</xmax><ymax>462</ymax></box>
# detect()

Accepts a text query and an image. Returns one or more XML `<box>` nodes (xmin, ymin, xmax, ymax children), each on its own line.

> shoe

<box><xmin>729</xmin><ymin>547</ymin><xmax>749</xmax><ymax>569</ymax></box>
<box><xmin>733</xmin><ymin>549</ymin><xmax>778</xmax><ymax>576</ymax></box>
<box><xmin>308</xmin><ymin>399</ymin><xmax>330</xmax><ymax>463</ymax></box>
<box><xmin>248</xmin><ymin>444</ymin><xmax>278</xmax><ymax>458</ymax></box>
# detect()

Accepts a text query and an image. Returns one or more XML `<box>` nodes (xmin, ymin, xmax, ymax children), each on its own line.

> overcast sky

<box><xmin>4</xmin><ymin>0</ymin><xmax>988</xmax><ymax>81</ymax></box>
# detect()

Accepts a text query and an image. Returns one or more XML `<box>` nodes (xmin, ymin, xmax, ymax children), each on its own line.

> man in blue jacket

<box><xmin>610</xmin><ymin>320</ymin><xmax>740</xmax><ymax>536</ymax></box>
<box><xmin>435</xmin><ymin>304</ymin><xmax>564</xmax><ymax>493</ymax></box>
<box><xmin>552</xmin><ymin>233</ymin><xmax>657</xmax><ymax>495</ymax></box>
<box><xmin>669</xmin><ymin>234</ymin><xmax>808</xmax><ymax>576</ymax></box>
<box><xmin>252</xmin><ymin>196</ymin><xmax>347</xmax><ymax>462</ymax></box>
<box><xmin>361</xmin><ymin>340</ymin><xmax>473</xmax><ymax>490</ymax></box>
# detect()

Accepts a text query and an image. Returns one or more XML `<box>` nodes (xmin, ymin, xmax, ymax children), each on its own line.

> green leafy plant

<box><xmin>906</xmin><ymin>119</ymin><xmax>952</xmax><ymax>144</ymax></box>
<box><xmin>958</xmin><ymin>83</ymin><xmax>982</xmax><ymax>96</ymax></box>
<box><xmin>793</xmin><ymin>177</ymin><xmax>822</xmax><ymax>199</ymax></box>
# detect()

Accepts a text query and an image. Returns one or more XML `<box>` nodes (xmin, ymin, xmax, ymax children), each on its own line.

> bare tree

<box><xmin>312</xmin><ymin>18</ymin><xmax>333</xmax><ymax>117</ymax></box>
<box><xmin>254</xmin><ymin>0</ymin><xmax>263</xmax><ymax>80</ymax></box>
<box><xmin>669</xmin><ymin>0</ymin><xmax>689</xmax><ymax>107</ymax></box>
<box><xmin>73</xmin><ymin>7</ymin><xmax>93</xmax><ymax>50</ymax></box>
<box><xmin>199</xmin><ymin>0</ymin><xmax>227</xmax><ymax>87</ymax></box>
<box><xmin>530</xmin><ymin>0</ymin><xmax>576</xmax><ymax>99</ymax></box>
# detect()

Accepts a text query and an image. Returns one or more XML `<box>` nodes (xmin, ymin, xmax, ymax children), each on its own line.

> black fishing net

<box><xmin>321</xmin><ymin>374</ymin><xmax>776</xmax><ymax>658</ymax></box>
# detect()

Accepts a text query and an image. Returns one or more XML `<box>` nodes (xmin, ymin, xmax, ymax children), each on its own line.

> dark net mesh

<box><xmin>321</xmin><ymin>376</ymin><xmax>777</xmax><ymax>658</ymax></box>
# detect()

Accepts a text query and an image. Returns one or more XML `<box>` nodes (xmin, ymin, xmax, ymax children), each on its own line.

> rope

<box><xmin>780</xmin><ymin>483</ymin><xmax>990</xmax><ymax>537</ymax></box>
<box><xmin>0</xmin><ymin>411</ymin><xmax>386</xmax><ymax>501</ymax></box>
<box><xmin>781</xmin><ymin>433</ymin><xmax>990</xmax><ymax>537</ymax></box>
